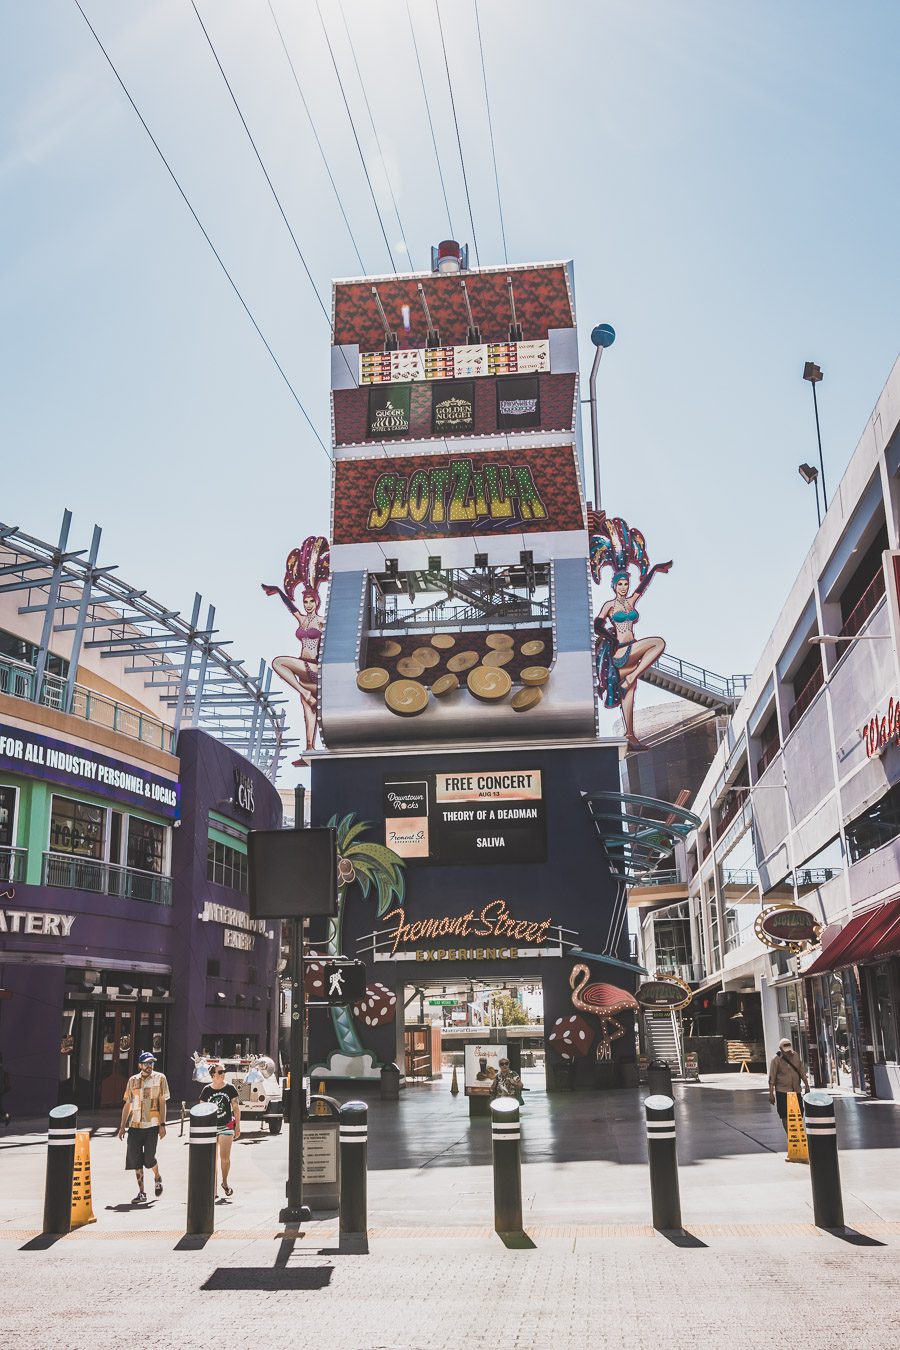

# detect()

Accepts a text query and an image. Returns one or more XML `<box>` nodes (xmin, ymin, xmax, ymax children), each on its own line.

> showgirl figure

<box><xmin>588</xmin><ymin>511</ymin><xmax>672</xmax><ymax>751</ymax></box>
<box><xmin>262</xmin><ymin>536</ymin><xmax>330</xmax><ymax>754</ymax></box>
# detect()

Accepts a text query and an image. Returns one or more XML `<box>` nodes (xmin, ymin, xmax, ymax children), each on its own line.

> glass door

<box><xmin>98</xmin><ymin>1006</ymin><xmax>135</xmax><ymax>1108</ymax></box>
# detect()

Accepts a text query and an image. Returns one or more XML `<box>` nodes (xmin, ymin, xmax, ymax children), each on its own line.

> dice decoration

<box><xmin>548</xmin><ymin>1014</ymin><xmax>595</xmax><ymax>1060</ymax></box>
<box><xmin>352</xmin><ymin>982</ymin><xmax>397</xmax><ymax>1027</ymax></box>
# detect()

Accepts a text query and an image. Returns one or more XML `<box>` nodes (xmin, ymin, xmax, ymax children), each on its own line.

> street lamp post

<box><xmin>588</xmin><ymin>323</ymin><xmax>616</xmax><ymax>511</ymax></box>
<box><xmin>798</xmin><ymin>462</ymin><xmax>822</xmax><ymax>527</ymax></box>
<box><xmin>803</xmin><ymin>362</ymin><xmax>827</xmax><ymax>509</ymax></box>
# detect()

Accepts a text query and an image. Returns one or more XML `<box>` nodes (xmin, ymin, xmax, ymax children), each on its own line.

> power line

<box><xmin>315</xmin><ymin>0</ymin><xmax>397</xmax><ymax>274</ymax></box>
<box><xmin>266</xmin><ymin>0</ymin><xmax>366</xmax><ymax>274</ymax></box>
<box><xmin>189</xmin><ymin>1</ymin><xmax>358</xmax><ymax>389</ymax></box>
<box><xmin>72</xmin><ymin>0</ymin><xmax>331</xmax><ymax>459</ymax></box>
<box><xmin>337</xmin><ymin>0</ymin><xmax>414</xmax><ymax>271</ymax></box>
<box><xmin>434</xmin><ymin>0</ymin><xmax>481</xmax><ymax>267</ymax></box>
<box><xmin>474</xmin><ymin>0</ymin><xmax>508</xmax><ymax>265</ymax></box>
<box><xmin>406</xmin><ymin>0</ymin><xmax>455</xmax><ymax>241</ymax></box>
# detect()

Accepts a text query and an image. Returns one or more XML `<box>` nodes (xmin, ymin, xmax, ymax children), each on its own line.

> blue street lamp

<box><xmin>589</xmin><ymin>324</ymin><xmax>616</xmax><ymax>511</ymax></box>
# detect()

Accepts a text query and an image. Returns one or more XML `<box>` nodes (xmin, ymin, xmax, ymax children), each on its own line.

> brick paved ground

<box><xmin>2</xmin><ymin>1075</ymin><xmax>899</xmax><ymax>1348</ymax></box>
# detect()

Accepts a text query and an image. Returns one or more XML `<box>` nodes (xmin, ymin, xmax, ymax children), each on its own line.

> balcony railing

<box><xmin>0</xmin><ymin>845</ymin><xmax>28</xmax><ymax>884</ymax></box>
<box><xmin>716</xmin><ymin>792</ymin><xmax>747</xmax><ymax>836</ymax></box>
<box><xmin>838</xmin><ymin>568</ymin><xmax>886</xmax><ymax>644</ymax></box>
<box><xmin>787</xmin><ymin>664</ymin><xmax>825</xmax><ymax>731</ymax></box>
<box><xmin>0</xmin><ymin>655</ymin><xmax>175</xmax><ymax>753</ymax></box>
<box><xmin>722</xmin><ymin>869</ymin><xmax>758</xmax><ymax>889</ymax></box>
<box><xmin>756</xmin><ymin>740</ymin><xmax>779</xmax><ymax>777</ymax></box>
<box><xmin>42</xmin><ymin>851</ymin><xmax>172</xmax><ymax>906</ymax></box>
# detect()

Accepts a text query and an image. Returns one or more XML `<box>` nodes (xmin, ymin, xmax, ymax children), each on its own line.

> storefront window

<box><xmin>127</xmin><ymin>817</ymin><xmax>166</xmax><ymax>874</ymax></box>
<box><xmin>0</xmin><ymin>784</ymin><xmax>16</xmax><ymax>848</ymax></box>
<box><xmin>207</xmin><ymin>838</ymin><xmax>248</xmax><ymax>893</ymax></box>
<box><xmin>50</xmin><ymin>795</ymin><xmax>104</xmax><ymax>859</ymax></box>
<box><xmin>869</xmin><ymin>962</ymin><xmax>899</xmax><ymax>1063</ymax></box>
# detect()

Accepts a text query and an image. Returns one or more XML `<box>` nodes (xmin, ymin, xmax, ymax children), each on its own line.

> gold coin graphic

<box><xmin>447</xmin><ymin>650</ymin><xmax>480</xmax><ymax>673</ymax></box>
<box><xmin>511</xmin><ymin>686</ymin><xmax>543</xmax><ymax>712</ymax></box>
<box><xmin>396</xmin><ymin>657</ymin><xmax>426</xmax><ymax>678</ymax></box>
<box><xmin>384</xmin><ymin>679</ymin><xmax>428</xmax><ymax>716</ymax></box>
<box><xmin>520</xmin><ymin>639</ymin><xmax>545</xmax><ymax>657</ymax></box>
<box><xmin>377</xmin><ymin>640</ymin><xmax>402</xmax><ymax>658</ymax></box>
<box><xmin>431</xmin><ymin>673</ymin><xmax>460</xmax><ymax>697</ymax></box>
<box><xmin>431</xmin><ymin>634</ymin><xmax>456</xmax><ymax>650</ymax></box>
<box><xmin>520</xmin><ymin>665</ymin><xmax>550</xmax><ymax>687</ymax></box>
<box><xmin>482</xmin><ymin>649</ymin><xmax>514</xmax><ymax>667</ymax></box>
<box><xmin>467</xmin><ymin>666</ymin><xmax>512</xmax><ymax>701</ymax></box>
<box><xmin>485</xmin><ymin>632</ymin><xmax>515</xmax><ymax>650</ymax></box>
<box><xmin>356</xmin><ymin>667</ymin><xmax>390</xmax><ymax>692</ymax></box>
<box><xmin>411</xmin><ymin>646</ymin><xmax>440</xmax><ymax>669</ymax></box>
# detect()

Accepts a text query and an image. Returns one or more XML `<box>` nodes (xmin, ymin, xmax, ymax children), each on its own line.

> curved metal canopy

<box><xmin>582</xmin><ymin>790</ymin><xmax>701</xmax><ymax>885</ymax></box>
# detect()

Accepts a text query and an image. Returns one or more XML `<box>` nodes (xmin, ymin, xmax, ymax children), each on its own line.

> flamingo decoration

<box><xmin>569</xmin><ymin>964</ymin><xmax>640</xmax><ymax>1060</ymax></box>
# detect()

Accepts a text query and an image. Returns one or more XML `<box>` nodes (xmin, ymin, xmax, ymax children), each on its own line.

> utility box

<box><xmin>302</xmin><ymin>1109</ymin><xmax>340</xmax><ymax>1211</ymax></box>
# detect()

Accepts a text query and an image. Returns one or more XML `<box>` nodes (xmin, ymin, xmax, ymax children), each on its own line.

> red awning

<box><xmin>804</xmin><ymin>895</ymin><xmax>900</xmax><ymax>975</ymax></box>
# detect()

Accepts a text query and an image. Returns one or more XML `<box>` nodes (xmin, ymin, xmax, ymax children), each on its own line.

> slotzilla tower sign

<box><xmin>307</xmin><ymin>243</ymin><xmax>637</xmax><ymax>1088</ymax></box>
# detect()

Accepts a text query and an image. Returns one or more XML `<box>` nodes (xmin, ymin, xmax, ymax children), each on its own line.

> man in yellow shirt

<box><xmin>118</xmin><ymin>1051</ymin><xmax>170</xmax><ymax>1205</ymax></box>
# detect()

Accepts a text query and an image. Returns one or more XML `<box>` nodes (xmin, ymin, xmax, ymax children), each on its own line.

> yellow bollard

<box><xmin>70</xmin><ymin>1130</ymin><xmax>97</xmax><ymax>1228</ymax></box>
<box><xmin>313</xmin><ymin>1080</ymin><xmax>329</xmax><ymax>1117</ymax></box>
<box><xmin>450</xmin><ymin>1064</ymin><xmax>459</xmax><ymax>1095</ymax></box>
<box><xmin>786</xmin><ymin>1091</ymin><xmax>809</xmax><ymax>1164</ymax></box>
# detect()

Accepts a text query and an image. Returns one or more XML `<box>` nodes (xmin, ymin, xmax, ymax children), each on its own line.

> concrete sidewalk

<box><xmin>2</xmin><ymin>1075</ymin><xmax>899</xmax><ymax>1349</ymax></box>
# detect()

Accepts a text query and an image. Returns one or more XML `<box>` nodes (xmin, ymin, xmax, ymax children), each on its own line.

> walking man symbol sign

<box><xmin>322</xmin><ymin>962</ymin><xmax>366</xmax><ymax>1005</ymax></box>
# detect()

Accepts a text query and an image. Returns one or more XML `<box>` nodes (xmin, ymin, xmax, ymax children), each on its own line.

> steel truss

<box><xmin>0</xmin><ymin>511</ymin><xmax>292</xmax><ymax>780</ymax></box>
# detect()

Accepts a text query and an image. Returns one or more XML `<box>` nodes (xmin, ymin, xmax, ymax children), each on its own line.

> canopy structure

<box><xmin>582</xmin><ymin>790</ymin><xmax>701</xmax><ymax>886</ymax></box>
<box><xmin>804</xmin><ymin>895</ymin><xmax>900</xmax><ymax>975</ymax></box>
<box><xmin>0</xmin><ymin>510</ymin><xmax>292</xmax><ymax>780</ymax></box>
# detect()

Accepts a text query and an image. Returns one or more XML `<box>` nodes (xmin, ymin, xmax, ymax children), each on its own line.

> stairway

<box><xmin>641</xmin><ymin>653</ymin><xmax>750</xmax><ymax>713</ymax></box>
<box><xmin>643</xmin><ymin>1009</ymin><xmax>684</xmax><ymax>1077</ymax></box>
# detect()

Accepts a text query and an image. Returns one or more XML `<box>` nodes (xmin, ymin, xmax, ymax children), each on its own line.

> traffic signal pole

<box><xmin>280</xmin><ymin>784</ymin><xmax>310</xmax><ymax>1226</ymax></box>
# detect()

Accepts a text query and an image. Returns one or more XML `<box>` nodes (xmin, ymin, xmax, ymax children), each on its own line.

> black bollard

<box><xmin>186</xmin><ymin>1102</ymin><xmax>218</xmax><ymax>1236</ymax></box>
<box><xmin>339</xmin><ymin>1101</ymin><xmax>368</xmax><ymax>1238</ymax></box>
<box><xmin>490</xmin><ymin>1098</ymin><xmax>523</xmax><ymax>1234</ymax></box>
<box><xmin>43</xmin><ymin>1103</ymin><xmax>78</xmax><ymax>1236</ymax></box>
<box><xmin>644</xmin><ymin>1093</ymin><xmax>682</xmax><ymax>1231</ymax></box>
<box><xmin>803</xmin><ymin>1090</ymin><xmax>844</xmax><ymax>1230</ymax></box>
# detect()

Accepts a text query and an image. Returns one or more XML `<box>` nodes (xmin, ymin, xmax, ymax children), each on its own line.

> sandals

<box><xmin>222</xmin><ymin>1184</ymin><xmax>233</xmax><ymax>1197</ymax></box>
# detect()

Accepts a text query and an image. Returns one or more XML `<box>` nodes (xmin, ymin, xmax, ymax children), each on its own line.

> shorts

<box><xmin>217</xmin><ymin>1126</ymin><xmax>235</xmax><ymax>1138</ymax></box>
<box><xmin>125</xmin><ymin>1126</ymin><xmax>159</xmax><ymax>1170</ymax></box>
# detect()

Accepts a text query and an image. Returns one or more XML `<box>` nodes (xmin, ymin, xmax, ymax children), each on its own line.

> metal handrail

<box><xmin>0</xmin><ymin>845</ymin><xmax>28</xmax><ymax>884</ymax></box>
<box><xmin>652</xmin><ymin>653</ymin><xmax>750</xmax><ymax>701</ymax></box>
<box><xmin>787</xmin><ymin>663</ymin><xmax>825</xmax><ymax>731</ymax></box>
<box><xmin>0</xmin><ymin>654</ymin><xmax>175</xmax><ymax>753</ymax></box>
<box><xmin>42</xmin><ymin>851</ymin><xmax>173</xmax><ymax>906</ymax></box>
<box><xmin>838</xmin><ymin>568</ymin><xmax>886</xmax><ymax>642</ymax></box>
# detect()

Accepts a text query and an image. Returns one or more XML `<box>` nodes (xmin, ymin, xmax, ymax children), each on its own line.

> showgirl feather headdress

<box><xmin>589</xmin><ymin>515</ymin><xmax>649</xmax><ymax>587</ymax></box>
<box><xmin>285</xmin><ymin>536</ymin><xmax>331</xmax><ymax>603</ymax></box>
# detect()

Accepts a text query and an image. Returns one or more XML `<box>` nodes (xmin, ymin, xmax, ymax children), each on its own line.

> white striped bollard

<box><xmin>645</xmin><ymin>1094</ymin><xmax>682</xmax><ymax>1231</ymax></box>
<box><xmin>43</xmin><ymin>1103</ymin><xmax>78</xmax><ymax>1235</ymax></box>
<box><xmin>186</xmin><ymin>1102</ymin><xmax>218</xmax><ymax>1236</ymax></box>
<box><xmin>491</xmin><ymin>1098</ymin><xmax>523</xmax><ymax>1234</ymax></box>
<box><xmin>804</xmin><ymin>1090</ymin><xmax>844</xmax><ymax>1230</ymax></box>
<box><xmin>339</xmin><ymin>1101</ymin><xmax>368</xmax><ymax>1238</ymax></box>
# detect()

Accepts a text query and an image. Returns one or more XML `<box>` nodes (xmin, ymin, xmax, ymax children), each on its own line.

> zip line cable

<box><xmin>434</xmin><ymin>0</ymin><xmax>481</xmax><ymax>267</ymax></box>
<box><xmin>315</xmin><ymin>0</ymin><xmax>397</xmax><ymax>274</ymax></box>
<box><xmin>338</xmin><ymin>0</ymin><xmax>414</xmax><ymax>270</ymax></box>
<box><xmin>266</xmin><ymin>0</ymin><xmax>366</xmax><ymax>274</ymax></box>
<box><xmin>188</xmin><ymin>0</ymin><xmax>357</xmax><ymax>387</ymax></box>
<box><xmin>474</xmin><ymin>0</ymin><xmax>508</xmax><ymax>265</ymax></box>
<box><xmin>189</xmin><ymin>1</ymin><xmax>330</xmax><ymax>327</ymax></box>
<box><xmin>406</xmin><ymin>0</ymin><xmax>455</xmax><ymax>241</ymax></box>
<box><xmin>72</xmin><ymin>0</ymin><xmax>331</xmax><ymax>460</ymax></box>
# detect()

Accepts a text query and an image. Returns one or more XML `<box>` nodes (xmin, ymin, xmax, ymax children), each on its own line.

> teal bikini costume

<box><xmin>610</xmin><ymin>608</ymin><xmax>638</xmax><ymax>668</ymax></box>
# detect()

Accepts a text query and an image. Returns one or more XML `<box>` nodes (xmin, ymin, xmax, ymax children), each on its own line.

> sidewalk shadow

<box><xmin>497</xmin><ymin>1231</ymin><xmax>537</xmax><ymax>1250</ymax></box>
<box><xmin>201</xmin><ymin>1267</ymin><xmax>333</xmax><ymax>1291</ymax></box>
<box><xmin>824</xmin><ymin>1227</ymin><xmax>886</xmax><ymax>1247</ymax></box>
<box><xmin>657</xmin><ymin>1229</ymin><xmax>708</xmax><ymax>1248</ymax></box>
<box><xmin>19</xmin><ymin>1234</ymin><xmax>65</xmax><ymax>1251</ymax></box>
<box><xmin>174</xmin><ymin>1234</ymin><xmax>212</xmax><ymax>1251</ymax></box>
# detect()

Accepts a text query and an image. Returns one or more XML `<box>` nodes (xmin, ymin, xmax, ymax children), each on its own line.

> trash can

<box><xmin>552</xmin><ymin>1059</ymin><xmax>576</xmax><ymax>1092</ymax></box>
<box><xmin>380</xmin><ymin>1061</ymin><xmax>402</xmax><ymax>1101</ymax></box>
<box><xmin>647</xmin><ymin>1060</ymin><xmax>672</xmax><ymax>1096</ymax></box>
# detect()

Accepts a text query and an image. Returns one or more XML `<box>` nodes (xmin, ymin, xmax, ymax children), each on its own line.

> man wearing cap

<box><xmin>768</xmin><ymin>1037</ymin><xmax>809</xmax><ymax>1134</ymax></box>
<box><xmin>118</xmin><ymin>1051</ymin><xmax>170</xmax><ymax>1204</ymax></box>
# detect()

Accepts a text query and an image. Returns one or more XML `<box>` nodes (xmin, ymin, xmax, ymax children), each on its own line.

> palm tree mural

<box><xmin>321</xmin><ymin>813</ymin><xmax>406</xmax><ymax>1068</ymax></box>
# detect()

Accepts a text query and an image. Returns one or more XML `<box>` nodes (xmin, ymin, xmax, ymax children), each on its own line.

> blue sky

<box><xmin>4</xmin><ymin>1</ymin><xmax>900</xmax><ymax>756</ymax></box>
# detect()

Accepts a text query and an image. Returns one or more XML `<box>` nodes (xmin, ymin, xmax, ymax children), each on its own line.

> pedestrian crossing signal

<box><xmin>322</xmin><ymin>962</ymin><xmax>366</xmax><ymax>1004</ymax></box>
